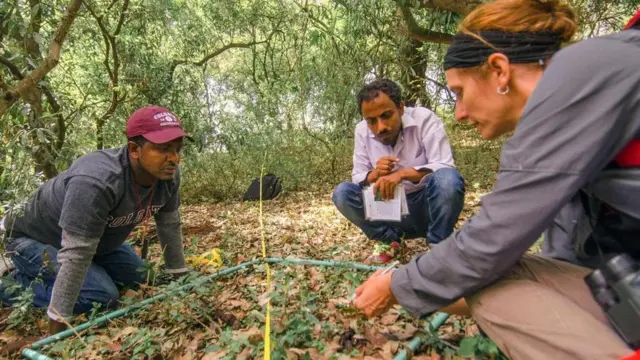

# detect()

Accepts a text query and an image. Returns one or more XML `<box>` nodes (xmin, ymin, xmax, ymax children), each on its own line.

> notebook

<box><xmin>363</xmin><ymin>184</ymin><xmax>409</xmax><ymax>222</ymax></box>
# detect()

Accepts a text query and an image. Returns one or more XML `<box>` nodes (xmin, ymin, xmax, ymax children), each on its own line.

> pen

<box><xmin>380</xmin><ymin>260</ymin><xmax>400</xmax><ymax>274</ymax></box>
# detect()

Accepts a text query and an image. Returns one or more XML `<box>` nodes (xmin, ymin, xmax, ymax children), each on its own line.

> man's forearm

<box><xmin>365</xmin><ymin>169</ymin><xmax>378</xmax><ymax>185</ymax></box>
<box><xmin>366</xmin><ymin>167</ymin><xmax>429</xmax><ymax>186</ymax></box>
<box><xmin>155</xmin><ymin>210</ymin><xmax>188</xmax><ymax>273</ymax></box>
<box><xmin>396</xmin><ymin>168</ymin><xmax>430</xmax><ymax>183</ymax></box>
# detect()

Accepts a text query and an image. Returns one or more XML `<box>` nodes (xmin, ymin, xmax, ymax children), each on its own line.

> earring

<box><xmin>497</xmin><ymin>86</ymin><xmax>510</xmax><ymax>95</ymax></box>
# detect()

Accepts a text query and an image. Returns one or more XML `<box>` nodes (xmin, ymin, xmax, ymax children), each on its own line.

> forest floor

<box><xmin>1</xmin><ymin>186</ymin><xmax>533</xmax><ymax>360</ymax></box>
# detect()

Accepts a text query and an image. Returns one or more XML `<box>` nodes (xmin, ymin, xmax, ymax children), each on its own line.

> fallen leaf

<box><xmin>364</xmin><ymin>327</ymin><xmax>388</xmax><ymax>348</ymax></box>
<box><xmin>288</xmin><ymin>348</ymin><xmax>322</xmax><ymax>359</ymax></box>
<box><xmin>123</xmin><ymin>289</ymin><xmax>139</xmax><ymax>299</ymax></box>
<box><xmin>105</xmin><ymin>342</ymin><xmax>122</xmax><ymax>352</ymax></box>
<box><xmin>409</xmin><ymin>355</ymin><xmax>436</xmax><ymax>360</ymax></box>
<box><xmin>201</xmin><ymin>350</ymin><xmax>228</xmax><ymax>360</ymax></box>
<box><xmin>308</xmin><ymin>267</ymin><xmax>322</xmax><ymax>292</ymax></box>
<box><xmin>382</xmin><ymin>341</ymin><xmax>399</xmax><ymax>359</ymax></box>
<box><xmin>258</xmin><ymin>292</ymin><xmax>270</xmax><ymax>307</ymax></box>
<box><xmin>179</xmin><ymin>331</ymin><xmax>206</xmax><ymax>359</ymax></box>
<box><xmin>162</xmin><ymin>340</ymin><xmax>175</xmax><ymax>353</ymax></box>
<box><xmin>236</xmin><ymin>347</ymin><xmax>253</xmax><ymax>360</ymax></box>
<box><xmin>233</xmin><ymin>327</ymin><xmax>263</xmax><ymax>344</ymax></box>
<box><xmin>227</xmin><ymin>299</ymin><xmax>251</xmax><ymax>309</ymax></box>
<box><xmin>115</xmin><ymin>326</ymin><xmax>138</xmax><ymax>339</ymax></box>
<box><xmin>381</xmin><ymin>323</ymin><xmax>419</xmax><ymax>341</ymax></box>
<box><xmin>0</xmin><ymin>330</ymin><xmax>19</xmax><ymax>343</ymax></box>
<box><xmin>380</xmin><ymin>312</ymin><xmax>400</xmax><ymax>325</ymax></box>
<box><xmin>465</xmin><ymin>323</ymin><xmax>480</xmax><ymax>337</ymax></box>
<box><xmin>326</xmin><ymin>336</ymin><xmax>343</xmax><ymax>354</ymax></box>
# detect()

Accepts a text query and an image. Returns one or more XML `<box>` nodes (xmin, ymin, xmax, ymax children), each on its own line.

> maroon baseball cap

<box><xmin>126</xmin><ymin>105</ymin><xmax>193</xmax><ymax>143</ymax></box>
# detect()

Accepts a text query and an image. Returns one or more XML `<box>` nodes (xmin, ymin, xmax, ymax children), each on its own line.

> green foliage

<box><xmin>459</xmin><ymin>334</ymin><xmax>508</xmax><ymax>359</ymax></box>
<box><xmin>3</xmin><ymin>279</ymin><xmax>37</xmax><ymax>330</ymax></box>
<box><xmin>1</xmin><ymin>0</ymin><xmax>636</xmax><ymax>208</ymax></box>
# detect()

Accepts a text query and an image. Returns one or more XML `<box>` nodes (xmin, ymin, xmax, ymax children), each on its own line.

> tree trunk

<box><xmin>27</xmin><ymin>94</ymin><xmax>58</xmax><ymax>178</ymax></box>
<box><xmin>97</xmin><ymin>117</ymin><xmax>105</xmax><ymax>149</ymax></box>
<box><xmin>0</xmin><ymin>0</ymin><xmax>83</xmax><ymax>116</ymax></box>
<box><xmin>400</xmin><ymin>39</ymin><xmax>430</xmax><ymax>108</ymax></box>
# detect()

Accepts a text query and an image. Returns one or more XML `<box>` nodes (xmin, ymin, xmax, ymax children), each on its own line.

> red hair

<box><xmin>460</xmin><ymin>0</ymin><xmax>577</xmax><ymax>45</ymax></box>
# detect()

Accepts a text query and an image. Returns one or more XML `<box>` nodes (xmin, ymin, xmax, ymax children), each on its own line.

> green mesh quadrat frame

<box><xmin>21</xmin><ymin>257</ymin><xmax>450</xmax><ymax>360</ymax></box>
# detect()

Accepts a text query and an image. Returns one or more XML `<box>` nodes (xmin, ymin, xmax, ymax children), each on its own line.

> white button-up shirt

<box><xmin>351</xmin><ymin>106</ymin><xmax>456</xmax><ymax>193</ymax></box>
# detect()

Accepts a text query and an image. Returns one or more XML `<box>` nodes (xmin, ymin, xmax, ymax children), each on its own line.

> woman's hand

<box><xmin>353</xmin><ymin>269</ymin><xmax>398</xmax><ymax>317</ymax></box>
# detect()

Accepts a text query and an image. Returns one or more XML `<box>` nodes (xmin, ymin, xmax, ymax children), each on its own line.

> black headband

<box><xmin>443</xmin><ymin>31</ymin><xmax>562</xmax><ymax>70</ymax></box>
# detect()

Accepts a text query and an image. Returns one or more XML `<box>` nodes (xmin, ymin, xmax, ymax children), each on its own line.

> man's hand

<box><xmin>373</xmin><ymin>172</ymin><xmax>403</xmax><ymax>200</ymax></box>
<box><xmin>353</xmin><ymin>269</ymin><xmax>398</xmax><ymax>318</ymax></box>
<box><xmin>49</xmin><ymin>318</ymin><xmax>67</xmax><ymax>335</ymax></box>
<box><xmin>367</xmin><ymin>156</ymin><xmax>399</xmax><ymax>184</ymax></box>
<box><xmin>375</xmin><ymin>156</ymin><xmax>399</xmax><ymax>178</ymax></box>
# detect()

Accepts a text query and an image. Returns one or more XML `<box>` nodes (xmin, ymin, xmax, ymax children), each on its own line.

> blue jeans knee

<box><xmin>332</xmin><ymin>182</ymin><xmax>361</xmax><ymax>210</ymax></box>
<box><xmin>428</xmin><ymin>168</ymin><xmax>465</xmax><ymax>198</ymax></box>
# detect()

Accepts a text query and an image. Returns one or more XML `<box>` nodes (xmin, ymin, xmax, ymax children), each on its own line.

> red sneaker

<box><xmin>365</xmin><ymin>242</ymin><xmax>402</xmax><ymax>264</ymax></box>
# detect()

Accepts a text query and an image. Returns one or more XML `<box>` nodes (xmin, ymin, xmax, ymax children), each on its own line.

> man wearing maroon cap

<box><xmin>1</xmin><ymin>105</ymin><xmax>191</xmax><ymax>335</ymax></box>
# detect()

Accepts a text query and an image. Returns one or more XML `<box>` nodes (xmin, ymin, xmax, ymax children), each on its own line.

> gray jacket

<box><xmin>391</xmin><ymin>29</ymin><xmax>640</xmax><ymax>318</ymax></box>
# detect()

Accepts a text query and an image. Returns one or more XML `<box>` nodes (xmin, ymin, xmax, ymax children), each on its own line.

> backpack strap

<box><xmin>624</xmin><ymin>9</ymin><xmax>640</xmax><ymax>30</ymax></box>
<box><xmin>614</xmin><ymin>139</ymin><xmax>640</xmax><ymax>168</ymax></box>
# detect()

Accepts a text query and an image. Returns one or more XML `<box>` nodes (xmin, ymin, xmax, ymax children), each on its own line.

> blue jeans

<box><xmin>1</xmin><ymin>237</ymin><xmax>145</xmax><ymax>313</ymax></box>
<box><xmin>332</xmin><ymin>168</ymin><xmax>465</xmax><ymax>244</ymax></box>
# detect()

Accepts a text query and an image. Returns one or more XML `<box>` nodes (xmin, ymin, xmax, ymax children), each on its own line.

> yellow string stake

<box><xmin>259</xmin><ymin>155</ymin><xmax>272</xmax><ymax>359</ymax></box>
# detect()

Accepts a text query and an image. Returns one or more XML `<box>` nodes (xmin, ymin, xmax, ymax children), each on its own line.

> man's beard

<box><xmin>134</xmin><ymin>157</ymin><xmax>157</xmax><ymax>183</ymax></box>
<box><xmin>377</xmin><ymin>131</ymin><xmax>398</xmax><ymax>146</ymax></box>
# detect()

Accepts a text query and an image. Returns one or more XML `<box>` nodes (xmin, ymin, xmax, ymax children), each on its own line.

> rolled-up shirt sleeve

<box><xmin>352</xmin><ymin>123</ymin><xmax>373</xmax><ymax>185</ymax></box>
<box><xmin>390</xmin><ymin>32</ymin><xmax>640</xmax><ymax>317</ymax></box>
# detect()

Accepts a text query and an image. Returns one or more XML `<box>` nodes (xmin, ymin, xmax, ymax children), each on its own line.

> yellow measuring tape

<box><xmin>259</xmin><ymin>162</ymin><xmax>272</xmax><ymax>359</ymax></box>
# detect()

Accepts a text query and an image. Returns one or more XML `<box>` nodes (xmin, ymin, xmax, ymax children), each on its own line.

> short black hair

<box><xmin>128</xmin><ymin>135</ymin><xmax>148</xmax><ymax>147</ymax></box>
<box><xmin>356</xmin><ymin>79</ymin><xmax>403</xmax><ymax>115</ymax></box>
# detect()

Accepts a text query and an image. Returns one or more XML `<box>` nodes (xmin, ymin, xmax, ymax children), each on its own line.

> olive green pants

<box><xmin>467</xmin><ymin>254</ymin><xmax>633</xmax><ymax>360</ymax></box>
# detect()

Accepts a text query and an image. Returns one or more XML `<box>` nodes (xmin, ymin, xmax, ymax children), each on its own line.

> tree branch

<box><xmin>426</xmin><ymin>76</ymin><xmax>454</xmax><ymax>102</ymax></box>
<box><xmin>417</xmin><ymin>0</ymin><xmax>485</xmax><ymax>16</ymax></box>
<box><xmin>106</xmin><ymin>0</ymin><xmax>118</xmax><ymax>10</ymax></box>
<box><xmin>170</xmin><ymin>40</ymin><xmax>268</xmax><ymax>81</ymax></box>
<box><xmin>84</xmin><ymin>0</ymin><xmax>129</xmax><ymax>149</ymax></box>
<box><xmin>1</xmin><ymin>53</ymin><xmax>65</xmax><ymax>149</ymax></box>
<box><xmin>85</xmin><ymin>2</ymin><xmax>114</xmax><ymax>81</ymax></box>
<box><xmin>396</xmin><ymin>3</ymin><xmax>454</xmax><ymax>44</ymax></box>
<box><xmin>43</xmin><ymin>85</ymin><xmax>66</xmax><ymax>150</ymax></box>
<box><xmin>0</xmin><ymin>0</ymin><xmax>83</xmax><ymax>117</ymax></box>
<box><xmin>0</xmin><ymin>56</ymin><xmax>25</xmax><ymax>80</ymax></box>
<box><xmin>114</xmin><ymin>0</ymin><xmax>128</xmax><ymax>36</ymax></box>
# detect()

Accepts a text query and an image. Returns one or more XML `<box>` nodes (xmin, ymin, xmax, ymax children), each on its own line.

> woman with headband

<box><xmin>353</xmin><ymin>1</ymin><xmax>640</xmax><ymax>359</ymax></box>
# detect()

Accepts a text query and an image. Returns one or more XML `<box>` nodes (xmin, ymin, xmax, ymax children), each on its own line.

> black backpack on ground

<box><xmin>242</xmin><ymin>174</ymin><xmax>282</xmax><ymax>201</ymax></box>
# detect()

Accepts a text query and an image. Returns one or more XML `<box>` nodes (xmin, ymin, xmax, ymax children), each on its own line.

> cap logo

<box><xmin>154</xmin><ymin>112</ymin><xmax>179</xmax><ymax>127</ymax></box>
